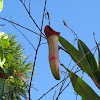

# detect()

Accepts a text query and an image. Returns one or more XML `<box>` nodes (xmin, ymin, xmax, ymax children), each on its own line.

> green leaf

<box><xmin>0</xmin><ymin>0</ymin><xmax>3</xmax><ymax>12</ymax></box>
<box><xmin>0</xmin><ymin>86</ymin><xmax>3</xmax><ymax>96</ymax></box>
<box><xmin>7</xmin><ymin>53</ymin><xmax>13</xmax><ymax>63</ymax></box>
<box><xmin>0</xmin><ymin>48</ymin><xmax>3</xmax><ymax>62</ymax></box>
<box><xmin>62</xmin><ymin>64</ymin><xmax>100</xmax><ymax>100</ymax></box>
<box><xmin>0</xmin><ymin>79</ymin><xmax>4</xmax><ymax>96</ymax></box>
<box><xmin>0</xmin><ymin>33</ymin><xmax>34</xmax><ymax>98</ymax></box>
<box><xmin>78</xmin><ymin>39</ymin><xmax>99</xmax><ymax>72</ymax></box>
<box><xmin>1</xmin><ymin>39</ymin><xmax>10</xmax><ymax>48</ymax></box>
<box><xmin>4</xmin><ymin>83</ymin><xmax>9</xmax><ymax>93</ymax></box>
<box><xmin>78</xmin><ymin>39</ymin><xmax>100</xmax><ymax>86</ymax></box>
<box><xmin>59</xmin><ymin>36</ymin><xmax>94</xmax><ymax>78</ymax></box>
<box><xmin>94</xmin><ymin>71</ymin><xmax>100</xmax><ymax>84</ymax></box>
<box><xmin>0</xmin><ymin>79</ymin><xmax>4</xmax><ymax>87</ymax></box>
<box><xmin>0</xmin><ymin>48</ymin><xmax>6</xmax><ymax>67</ymax></box>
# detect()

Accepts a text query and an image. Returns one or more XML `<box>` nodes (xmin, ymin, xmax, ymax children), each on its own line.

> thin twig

<box><xmin>56</xmin><ymin>81</ymin><xmax>70</xmax><ymax>100</ymax></box>
<box><xmin>0</xmin><ymin>17</ymin><xmax>46</xmax><ymax>38</ymax></box>
<box><xmin>93</xmin><ymin>32</ymin><xmax>99</xmax><ymax>53</ymax></box>
<box><xmin>53</xmin><ymin>91</ymin><xmax>56</xmax><ymax>100</ymax></box>
<box><xmin>24</xmin><ymin>0</ymin><xmax>26</xmax><ymax>4</ymax></box>
<box><xmin>29</xmin><ymin>0</ymin><xmax>31</xmax><ymax>14</ymax></box>
<box><xmin>11</xmin><ymin>22</ymin><xmax>36</xmax><ymax>51</ymax></box>
<box><xmin>63</xmin><ymin>20</ymin><xmax>78</xmax><ymax>39</ymax></box>
<box><xmin>28</xmin><ymin>0</ymin><xmax>47</xmax><ymax>99</ymax></box>
<box><xmin>61</xmin><ymin>81</ymin><xmax>70</xmax><ymax>93</ymax></box>
<box><xmin>38</xmin><ymin>69</ymin><xmax>81</xmax><ymax>100</ymax></box>
<box><xmin>38</xmin><ymin>77</ymin><xmax>68</xmax><ymax>100</ymax></box>
<box><xmin>19</xmin><ymin>0</ymin><xmax>45</xmax><ymax>36</ymax></box>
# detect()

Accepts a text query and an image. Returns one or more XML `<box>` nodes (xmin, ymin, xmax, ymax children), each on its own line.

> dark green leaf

<box><xmin>78</xmin><ymin>39</ymin><xmax>99</xmax><ymax>72</ymax></box>
<box><xmin>0</xmin><ymin>48</ymin><xmax>3</xmax><ymax>60</ymax></box>
<box><xmin>78</xmin><ymin>39</ymin><xmax>100</xmax><ymax>87</ymax></box>
<box><xmin>62</xmin><ymin>64</ymin><xmax>100</xmax><ymax>100</ymax></box>
<box><xmin>4</xmin><ymin>83</ymin><xmax>9</xmax><ymax>93</ymax></box>
<box><xmin>94</xmin><ymin>71</ymin><xmax>100</xmax><ymax>84</ymax></box>
<box><xmin>0</xmin><ymin>79</ymin><xmax>5</xmax><ymax>87</ymax></box>
<box><xmin>59</xmin><ymin>36</ymin><xmax>94</xmax><ymax>78</ymax></box>
<box><xmin>0</xmin><ymin>79</ymin><xmax>4</xmax><ymax>96</ymax></box>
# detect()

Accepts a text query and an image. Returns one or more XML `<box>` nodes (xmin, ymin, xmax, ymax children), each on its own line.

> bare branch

<box><xmin>0</xmin><ymin>17</ymin><xmax>46</xmax><ymax>38</ymax></box>
<box><xmin>38</xmin><ymin>77</ymin><xmax>69</xmax><ymax>100</ymax></box>
<box><xmin>53</xmin><ymin>91</ymin><xmax>56</xmax><ymax>100</ymax></box>
<box><xmin>63</xmin><ymin>20</ymin><xmax>78</xmax><ymax>39</ymax></box>
<box><xmin>19</xmin><ymin>0</ymin><xmax>45</xmax><ymax>36</ymax></box>
<box><xmin>28</xmin><ymin>0</ymin><xmax>47</xmax><ymax>99</ymax></box>
<box><xmin>29</xmin><ymin>0</ymin><xmax>31</xmax><ymax>14</ymax></box>
<box><xmin>56</xmin><ymin>81</ymin><xmax>70</xmax><ymax>100</ymax></box>
<box><xmin>24</xmin><ymin>0</ymin><xmax>26</xmax><ymax>4</ymax></box>
<box><xmin>38</xmin><ymin>64</ymin><xmax>85</xmax><ymax>100</ymax></box>
<box><xmin>56</xmin><ymin>63</ymin><xmax>71</xmax><ymax>99</ymax></box>
<box><xmin>11</xmin><ymin>22</ymin><xmax>36</xmax><ymax>51</ymax></box>
<box><xmin>93</xmin><ymin>32</ymin><xmax>99</xmax><ymax>52</ymax></box>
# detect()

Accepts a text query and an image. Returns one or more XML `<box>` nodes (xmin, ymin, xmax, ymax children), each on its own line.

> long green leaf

<box><xmin>78</xmin><ymin>39</ymin><xmax>100</xmax><ymax>86</ymax></box>
<box><xmin>94</xmin><ymin>71</ymin><xmax>100</xmax><ymax>86</ymax></box>
<box><xmin>59</xmin><ymin>36</ymin><xmax>94</xmax><ymax>78</ymax></box>
<box><xmin>62</xmin><ymin>64</ymin><xmax>100</xmax><ymax>100</ymax></box>
<box><xmin>78</xmin><ymin>39</ymin><xmax>99</xmax><ymax>72</ymax></box>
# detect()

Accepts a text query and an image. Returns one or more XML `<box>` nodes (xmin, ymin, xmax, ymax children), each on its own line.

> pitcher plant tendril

<box><xmin>44</xmin><ymin>25</ymin><xmax>60</xmax><ymax>80</ymax></box>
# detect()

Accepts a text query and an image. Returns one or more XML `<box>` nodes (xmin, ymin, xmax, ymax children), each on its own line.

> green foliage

<box><xmin>0</xmin><ymin>0</ymin><xmax>3</xmax><ymax>12</ymax></box>
<box><xmin>0</xmin><ymin>32</ymin><xmax>33</xmax><ymax>99</ymax></box>
<box><xmin>61</xmin><ymin>64</ymin><xmax>100</xmax><ymax>100</ymax></box>
<box><xmin>78</xmin><ymin>39</ymin><xmax>99</xmax><ymax>72</ymax></box>
<box><xmin>78</xmin><ymin>39</ymin><xmax>100</xmax><ymax>85</ymax></box>
<box><xmin>59</xmin><ymin>36</ymin><xmax>94</xmax><ymax>78</ymax></box>
<box><xmin>59</xmin><ymin>36</ymin><xmax>100</xmax><ymax>100</ymax></box>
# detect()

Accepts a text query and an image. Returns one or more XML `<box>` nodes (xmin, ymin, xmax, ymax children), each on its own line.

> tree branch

<box><xmin>0</xmin><ymin>17</ymin><xmax>46</xmax><ymax>38</ymax></box>
<box><xmin>28</xmin><ymin>0</ymin><xmax>47</xmax><ymax>99</ymax></box>
<box><xmin>11</xmin><ymin>22</ymin><xmax>36</xmax><ymax>50</ymax></box>
<box><xmin>19</xmin><ymin>0</ymin><xmax>45</xmax><ymax>36</ymax></box>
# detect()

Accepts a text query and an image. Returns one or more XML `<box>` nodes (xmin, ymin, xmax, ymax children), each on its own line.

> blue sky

<box><xmin>0</xmin><ymin>0</ymin><xmax>100</xmax><ymax>100</ymax></box>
